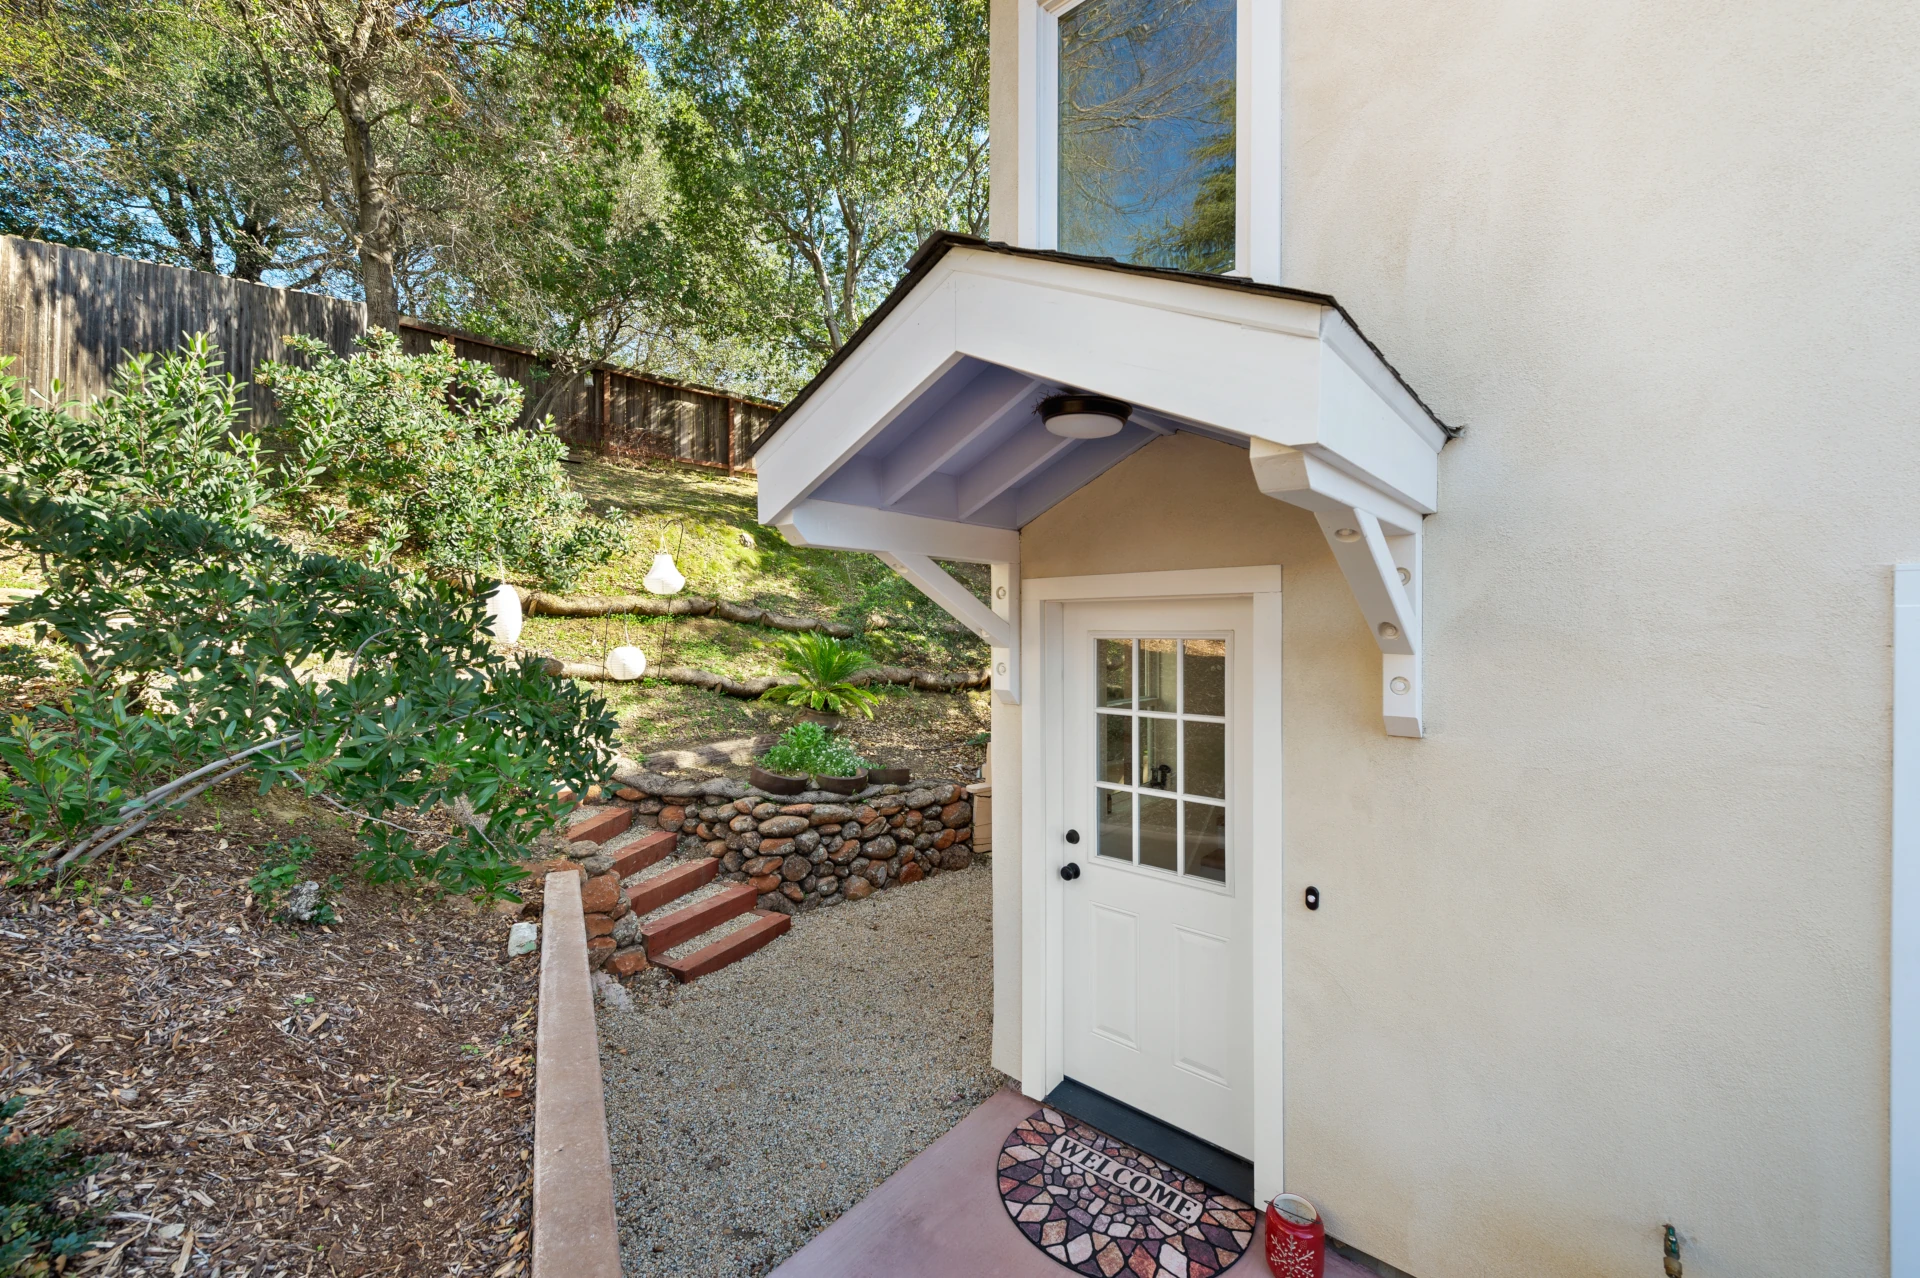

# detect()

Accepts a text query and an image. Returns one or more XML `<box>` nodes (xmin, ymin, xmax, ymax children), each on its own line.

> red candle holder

<box><xmin>1264</xmin><ymin>1194</ymin><xmax>1325</xmax><ymax>1278</ymax></box>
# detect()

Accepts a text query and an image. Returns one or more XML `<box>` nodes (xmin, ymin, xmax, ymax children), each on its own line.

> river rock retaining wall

<box><xmin>521</xmin><ymin>774</ymin><xmax>980</xmax><ymax>975</ymax></box>
<box><xmin>618</xmin><ymin>775</ymin><xmax>978</xmax><ymax>914</ymax></box>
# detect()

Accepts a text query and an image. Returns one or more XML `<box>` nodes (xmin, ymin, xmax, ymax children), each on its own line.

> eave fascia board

<box><xmin>947</xmin><ymin>262</ymin><xmax>1322</xmax><ymax>447</ymax></box>
<box><xmin>753</xmin><ymin>270</ymin><xmax>966</xmax><ymax>525</ymax></box>
<box><xmin>942</xmin><ymin>253</ymin><xmax>1441</xmax><ymax>514</ymax></box>
<box><xmin>1319</xmin><ymin>309</ymin><xmax>1451</xmax><ymax>453</ymax></box>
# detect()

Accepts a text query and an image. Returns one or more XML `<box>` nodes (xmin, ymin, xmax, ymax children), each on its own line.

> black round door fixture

<box><xmin>1060</xmin><ymin>862</ymin><xmax>1082</xmax><ymax>881</ymax></box>
<box><xmin>1064</xmin><ymin>829</ymin><xmax>1080</xmax><ymax>844</ymax></box>
<box><xmin>1304</xmin><ymin>886</ymin><xmax>1320</xmax><ymax>910</ymax></box>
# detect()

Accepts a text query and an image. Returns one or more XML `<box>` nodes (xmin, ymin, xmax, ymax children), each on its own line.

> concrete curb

<box><xmin>532</xmin><ymin>870</ymin><xmax>622</xmax><ymax>1278</ymax></box>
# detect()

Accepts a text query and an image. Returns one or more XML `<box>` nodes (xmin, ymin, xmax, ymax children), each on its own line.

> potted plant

<box><xmin>749</xmin><ymin>722</ymin><xmax>811</xmax><ymax>794</ymax></box>
<box><xmin>758</xmin><ymin>633</ymin><xmax>881</xmax><ymax>725</ymax></box>
<box><xmin>752</xmin><ymin>722</ymin><xmax>869</xmax><ymax>796</ymax></box>
<box><xmin>811</xmin><ymin>734</ymin><xmax>872</xmax><ymax>795</ymax></box>
<box><xmin>748</xmin><ymin>759</ymin><xmax>809</xmax><ymax>796</ymax></box>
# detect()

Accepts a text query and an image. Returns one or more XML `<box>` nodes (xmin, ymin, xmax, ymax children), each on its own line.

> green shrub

<box><xmin>0</xmin><ymin>1095</ymin><xmax>108</xmax><ymax>1273</ymax></box>
<box><xmin>0</xmin><ymin>337</ymin><xmax>272</xmax><ymax>529</ymax></box>
<box><xmin>247</xmin><ymin>837</ymin><xmax>340</xmax><ymax>925</ymax></box>
<box><xmin>260</xmin><ymin>331</ymin><xmax>624</xmax><ymax>589</ymax></box>
<box><xmin>0</xmin><ymin>332</ymin><xmax>623</xmax><ymax>591</ymax></box>
<box><xmin>0</xmin><ymin>488</ymin><xmax>616</xmax><ymax>898</ymax></box>
<box><xmin>758</xmin><ymin>632</ymin><xmax>880</xmax><ymax>718</ymax></box>
<box><xmin>758</xmin><ymin>721</ymin><xmax>867</xmax><ymax>778</ymax></box>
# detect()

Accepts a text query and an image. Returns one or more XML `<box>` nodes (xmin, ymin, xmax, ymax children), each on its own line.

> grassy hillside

<box><xmin>521</xmin><ymin>457</ymin><xmax>992</xmax><ymax>775</ymax></box>
<box><xmin>0</xmin><ymin>454</ymin><xmax>994</xmax><ymax>778</ymax></box>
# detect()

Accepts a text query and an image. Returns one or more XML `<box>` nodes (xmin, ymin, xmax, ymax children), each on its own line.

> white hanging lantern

<box><xmin>643</xmin><ymin>552</ymin><xmax>686</xmax><ymax>596</ymax></box>
<box><xmin>605</xmin><ymin>645</ymin><xmax>648</xmax><ymax>681</ymax></box>
<box><xmin>484</xmin><ymin>582</ymin><xmax>523</xmax><ymax>646</ymax></box>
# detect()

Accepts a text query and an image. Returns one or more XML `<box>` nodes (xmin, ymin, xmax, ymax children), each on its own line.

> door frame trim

<box><xmin>1019</xmin><ymin>565</ymin><xmax>1285</xmax><ymax>1201</ymax></box>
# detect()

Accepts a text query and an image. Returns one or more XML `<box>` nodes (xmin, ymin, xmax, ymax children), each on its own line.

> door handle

<box><xmin>1060</xmin><ymin>862</ymin><xmax>1081</xmax><ymax>881</ymax></box>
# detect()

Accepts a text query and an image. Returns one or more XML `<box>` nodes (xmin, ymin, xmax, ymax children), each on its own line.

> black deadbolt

<box><xmin>1060</xmin><ymin>862</ymin><xmax>1082</xmax><ymax>881</ymax></box>
<box><xmin>1304</xmin><ymin>886</ymin><xmax>1320</xmax><ymax>910</ymax></box>
<box><xmin>1065</xmin><ymin>829</ymin><xmax>1080</xmax><ymax>844</ymax></box>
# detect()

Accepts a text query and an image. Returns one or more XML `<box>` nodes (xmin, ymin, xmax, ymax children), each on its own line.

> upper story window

<box><xmin>1056</xmin><ymin>0</ymin><xmax>1236</xmax><ymax>273</ymax></box>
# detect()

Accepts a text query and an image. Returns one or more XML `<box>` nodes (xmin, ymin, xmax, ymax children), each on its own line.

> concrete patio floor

<box><xmin>770</xmin><ymin>1085</ymin><xmax>1374</xmax><ymax>1278</ymax></box>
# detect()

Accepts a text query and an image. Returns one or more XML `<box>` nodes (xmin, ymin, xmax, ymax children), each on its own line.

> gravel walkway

<box><xmin>601</xmin><ymin>861</ymin><xmax>1003</xmax><ymax>1277</ymax></box>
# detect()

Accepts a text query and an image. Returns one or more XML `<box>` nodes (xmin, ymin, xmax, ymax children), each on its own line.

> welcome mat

<box><xmin>997</xmin><ymin>1106</ymin><xmax>1257</xmax><ymax>1277</ymax></box>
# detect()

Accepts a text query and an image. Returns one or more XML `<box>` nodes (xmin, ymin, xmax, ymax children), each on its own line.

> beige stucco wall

<box><xmin>1022</xmin><ymin>433</ymin><xmax>1321</xmax><ymax>579</ymax></box>
<box><xmin>996</xmin><ymin>4</ymin><xmax>1920</xmax><ymax>1276</ymax></box>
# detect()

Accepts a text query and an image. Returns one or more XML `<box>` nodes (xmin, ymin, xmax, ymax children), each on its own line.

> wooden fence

<box><xmin>0</xmin><ymin>235</ymin><xmax>363</xmax><ymax>427</ymax></box>
<box><xmin>400</xmin><ymin>318</ymin><xmax>781</xmax><ymax>472</ymax></box>
<box><xmin>0</xmin><ymin>235</ymin><xmax>779</xmax><ymax>469</ymax></box>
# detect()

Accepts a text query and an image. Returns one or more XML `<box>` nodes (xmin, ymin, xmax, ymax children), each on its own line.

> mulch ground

<box><xmin>0</xmin><ymin>791</ymin><xmax>539</xmax><ymax>1276</ymax></box>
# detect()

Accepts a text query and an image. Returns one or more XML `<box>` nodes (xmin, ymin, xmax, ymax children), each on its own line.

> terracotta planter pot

<box><xmin>815</xmin><ymin>770</ymin><xmax>868</xmax><ymax>796</ymax></box>
<box><xmin>749</xmin><ymin>765</ymin><xmax>808</xmax><ymax>796</ymax></box>
<box><xmin>869</xmin><ymin>766</ymin><xmax>911</xmax><ymax>785</ymax></box>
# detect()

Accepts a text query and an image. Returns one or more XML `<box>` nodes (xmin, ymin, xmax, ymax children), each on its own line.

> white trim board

<box><xmin>1022</xmin><ymin>565</ymin><xmax>1284</xmax><ymax>601</ymax></box>
<box><xmin>1894</xmin><ymin>565</ymin><xmax>1920</xmax><ymax>1276</ymax></box>
<box><xmin>1018</xmin><ymin>565</ymin><xmax>1286</xmax><ymax>1203</ymax></box>
<box><xmin>1017</xmin><ymin>0</ymin><xmax>1282</xmax><ymax>283</ymax></box>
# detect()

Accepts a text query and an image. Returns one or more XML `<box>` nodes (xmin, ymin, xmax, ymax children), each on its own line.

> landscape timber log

<box><xmin>537</xmin><ymin>657</ymin><xmax>988</xmax><ymax>696</ymax></box>
<box><xmin>513</xmin><ymin>588</ymin><xmax>856</xmax><ymax>637</ymax></box>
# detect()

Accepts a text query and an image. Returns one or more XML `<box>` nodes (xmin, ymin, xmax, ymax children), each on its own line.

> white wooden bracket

<box><xmin>874</xmin><ymin>552</ymin><xmax>1021</xmax><ymax>704</ymax></box>
<box><xmin>775</xmin><ymin>499</ymin><xmax>1022</xmax><ymax>705</ymax></box>
<box><xmin>991</xmin><ymin>563</ymin><xmax>1020</xmax><ymax>704</ymax></box>
<box><xmin>1249</xmin><ymin>441</ymin><xmax>1426</xmax><ymax>737</ymax></box>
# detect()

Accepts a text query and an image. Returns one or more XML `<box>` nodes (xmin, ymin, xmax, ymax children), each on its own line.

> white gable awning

<box><xmin>755</xmin><ymin>234</ymin><xmax>1456</xmax><ymax>736</ymax></box>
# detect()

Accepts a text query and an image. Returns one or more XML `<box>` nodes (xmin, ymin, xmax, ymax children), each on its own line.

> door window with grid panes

<box><xmin>1093</xmin><ymin>636</ymin><xmax>1228</xmax><ymax>882</ymax></box>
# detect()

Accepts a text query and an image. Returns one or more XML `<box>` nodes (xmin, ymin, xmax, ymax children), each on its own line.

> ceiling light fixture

<box><xmin>1040</xmin><ymin>393</ymin><xmax>1131</xmax><ymax>439</ymax></box>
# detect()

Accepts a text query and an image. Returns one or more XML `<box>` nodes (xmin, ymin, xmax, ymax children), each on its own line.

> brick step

<box><xmin>624</xmin><ymin>858</ymin><xmax>719</xmax><ymax>916</ymax></box>
<box><xmin>654</xmin><ymin>911</ymin><xmax>792</xmax><ymax>983</ymax></box>
<box><xmin>607</xmin><ymin>829</ymin><xmax>675</xmax><ymax>878</ymax></box>
<box><xmin>639</xmin><ymin>882</ymin><xmax>756</xmax><ymax>954</ymax></box>
<box><xmin>567</xmin><ymin>806</ymin><xmax>633</xmax><ymax>846</ymax></box>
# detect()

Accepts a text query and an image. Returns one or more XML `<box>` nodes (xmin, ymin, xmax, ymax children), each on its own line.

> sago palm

<box><xmin>759</xmin><ymin>632</ymin><xmax>881</xmax><ymax>718</ymax></box>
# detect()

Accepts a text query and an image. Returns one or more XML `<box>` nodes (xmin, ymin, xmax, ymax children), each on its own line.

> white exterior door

<box><xmin>1060</xmin><ymin>597</ymin><xmax>1254</xmax><ymax>1156</ymax></box>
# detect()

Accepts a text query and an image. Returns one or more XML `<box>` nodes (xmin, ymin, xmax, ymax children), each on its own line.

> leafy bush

<box><xmin>0</xmin><ymin>488</ymin><xmax>616</xmax><ymax>898</ymax></box>
<box><xmin>260</xmin><ymin>331</ymin><xmax>624</xmax><ymax>589</ymax></box>
<box><xmin>758</xmin><ymin>720</ymin><xmax>866</xmax><ymax>778</ymax></box>
<box><xmin>0</xmin><ymin>337</ymin><xmax>272</xmax><ymax>529</ymax></box>
<box><xmin>247</xmin><ymin>837</ymin><xmax>340</xmax><ymax>925</ymax></box>
<box><xmin>0</xmin><ymin>333</ymin><xmax>622</xmax><ymax>592</ymax></box>
<box><xmin>758</xmin><ymin>632</ymin><xmax>880</xmax><ymax>718</ymax></box>
<box><xmin>0</xmin><ymin>1095</ymin><xmax>108</xmax><ymax>1273</ymax></box>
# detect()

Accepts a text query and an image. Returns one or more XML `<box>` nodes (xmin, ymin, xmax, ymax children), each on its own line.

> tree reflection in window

<box><xmin>1058</xmin><ymin>0</ymin><xmax>1234</xmax><ymax>273</ymax></box>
